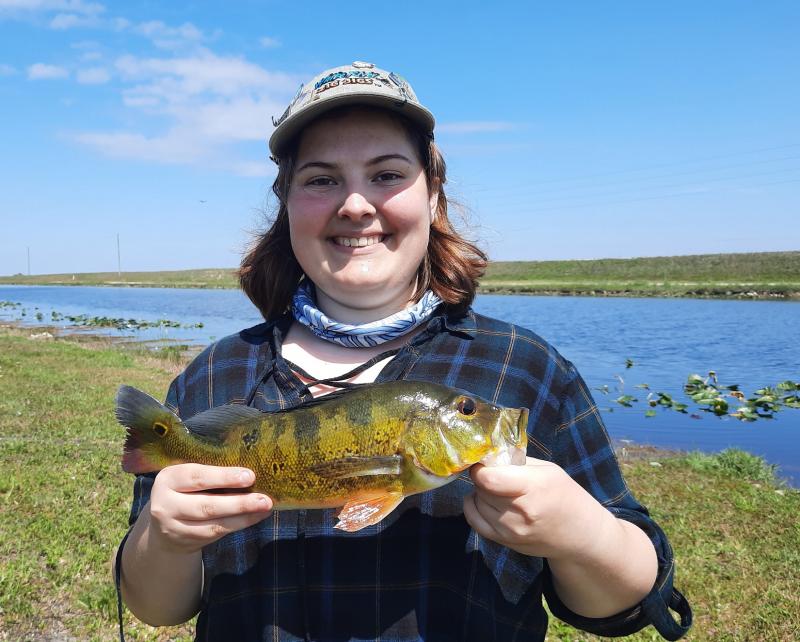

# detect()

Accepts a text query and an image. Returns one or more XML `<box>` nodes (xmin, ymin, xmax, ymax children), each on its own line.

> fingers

<box><xmin>148</xmin><ymin>464</ymin><xmax>273</xmax><ymax>553</ymax></box>
<box><xmin>161</xmin><ymin>463</ymin><xmax>256</xmax><ymax>493</ymax></box>
<box><xmin>463</xmin><ymin>492</ymin><xmax>502</xmax><ymax>542</ymax></box>
<box><xmin>153</xmin><ymin>464</ymin><xmax>273</xmax><ymax>523</ymax></box>
<box><xmin>470</xmin><ymin>462</ymin><xmax>530</xmax><ymax>497</ymax></box>
<box><xmin>470</xmin><ymin>456</ymin><xmax>556</xmax><ymax>497</ymax></box>
<box><xmin>171</xmin><ymin>511</ymin><xmax>272</xmax><ymax>544</ymax></box>
<box><xmin>176</xmin><ymin>491</ymin><xmax>273</xmax><ymax>522</ymax></box>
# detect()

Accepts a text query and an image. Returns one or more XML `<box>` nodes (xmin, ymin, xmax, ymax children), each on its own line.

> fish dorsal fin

<box><xmin>270</xmin><ymin>385</ymin><xmax>365</xmax><ymax>414</ymax></box>
<box><xmin>310</xmin><ymin>455</ymin><xmax>402</xmax><ymax>479</ymax></box>
<box><xmin>184</xmin><ymin>404</ymin><xmax>264</xmax><ymax>444</ymax></box>
<box><xmin>335</xmin><ymin>491</ymin><xmax>405</xmax><ymax>532</ymax></box>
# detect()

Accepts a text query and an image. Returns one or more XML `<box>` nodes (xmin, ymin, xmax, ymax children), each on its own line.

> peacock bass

<box><xmin>116</xmin><ymin>381</ymin><xmax>529</xmax><ymax>532</ymax></box>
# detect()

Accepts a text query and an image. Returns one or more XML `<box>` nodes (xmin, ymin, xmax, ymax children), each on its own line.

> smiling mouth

<box><xmin>332</xmin><ymin>235</ymin><xmax>386</xmax><ymax>248</ymax></box>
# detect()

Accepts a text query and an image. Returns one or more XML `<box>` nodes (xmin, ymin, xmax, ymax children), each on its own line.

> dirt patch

<box><xmin>613</xmin><ymin>440</ymin><xmax>684</xmax><ymax>463</ymax></box>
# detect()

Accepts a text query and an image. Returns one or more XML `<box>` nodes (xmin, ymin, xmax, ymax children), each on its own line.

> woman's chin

<box><xmin>321</xmin><ymin>278</ymin><xmax>415</xmax><ymax>312</ymax></box>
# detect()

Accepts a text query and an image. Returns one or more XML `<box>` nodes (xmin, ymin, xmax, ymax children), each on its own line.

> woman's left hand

<box><xmin>463</xmin><ymin>457</ymin><xmax>613</xmax><ymax>561</ymax></box>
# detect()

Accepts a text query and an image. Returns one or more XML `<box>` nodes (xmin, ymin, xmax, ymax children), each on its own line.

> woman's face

<box><xmin>287</xmin><ymin>108</ymin><xmax>437</xmax><ymax>319</ymax></box>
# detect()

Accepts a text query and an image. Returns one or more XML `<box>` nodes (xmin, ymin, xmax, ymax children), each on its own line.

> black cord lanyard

<box><xmin>245</xmin><ymin>346</ymin><xmax>402</xmax><ymax>406</ymax></box>
<box><xmin>115</xmin><ymin>528</ymin><xmax>133</xmax><ymax>642</ymax></box>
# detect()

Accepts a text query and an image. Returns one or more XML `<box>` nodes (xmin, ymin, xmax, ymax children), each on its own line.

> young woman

<box><xmin>116</xmin><ymin>62</ymin><xmax>691</xmax><ymax>641</ymax></box>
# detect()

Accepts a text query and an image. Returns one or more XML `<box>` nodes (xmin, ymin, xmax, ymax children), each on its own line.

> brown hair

<box><xmin>239</xmin><ymin>107</ymin><xmax>487</xmax><ymax>321</ymax></box>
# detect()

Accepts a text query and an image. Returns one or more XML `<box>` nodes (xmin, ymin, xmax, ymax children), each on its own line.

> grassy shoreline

<box><xmin>1</xmin><ymin>325</ymin><xmax>799</xmax><ymax>640</ymax></box>
<box><xmin>2</xmin><ymin>251</ymin><xmax>799</xmax><ymax>299</ymax></box>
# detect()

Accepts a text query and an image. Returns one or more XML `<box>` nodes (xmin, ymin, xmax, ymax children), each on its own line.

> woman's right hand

<box><xmin>147</xmin><ymin>463</ymin><xmax>273</xmax><ymax>555</ymax></box>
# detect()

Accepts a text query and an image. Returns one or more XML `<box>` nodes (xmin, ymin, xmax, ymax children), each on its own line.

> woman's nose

<box><xmin>337</xmin><ymin>190</ymin><xmax>377</xmax><ymax>220</ymax></box>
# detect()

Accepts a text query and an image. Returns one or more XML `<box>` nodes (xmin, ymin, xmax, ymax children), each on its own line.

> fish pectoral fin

<box><xmin>334</xmin><ymin>492</ymin><xmax>405</xmax><ymax>532</ymax></box>
<box><xmin>309</xmin><ymin>455</ymin><xmax>402</xmax><ymax>479</ymax></box>
<box><xmin>183</xmin><ymin>404</ymin><xmax>264</xmax><ymax>444</ymax></box>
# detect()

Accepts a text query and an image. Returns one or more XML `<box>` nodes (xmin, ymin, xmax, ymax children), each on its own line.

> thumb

<box><xmin>470</xmin><ymin>461</ymin><xmax>533</xmax><ymax>497</ymax></box>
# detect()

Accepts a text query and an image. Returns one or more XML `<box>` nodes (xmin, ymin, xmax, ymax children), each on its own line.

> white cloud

<box><xmin>49</xmin><ymin>11</ymin><xmax>97</xmax><ymax>29</ymax></box>
<box><xmin>72</xmin><ymin>50</ymin><xmax>300</xmax><ymax>175</ymax></box>
<box><xmin>72</xmin><ymin>129</ymin><xmax>206</xmax><ymax>164</ymax></box>
<box><xmin>0</xmin><ymin>63</ymin><xmax>17</xmax><ymax>75</ymax></box>
<box><xmin>115</xmin><ymin>50</ymin><xmax>289</xmax><ymax>97</ymax></box>
<box><xmin>76</xmin><ymin>66</ymin><xmax>109</xmax><ymax>83</ymax></box>
<box><xmin>0</xmin><ymin>1</ymin><xmax>104</xmax><ymax>15</ymax></box>
<box><xmin>27</xmin><ymin>62</ymin><xmax>68</xmax><ymax>79</ymax></box>
<box><xmin>180</xmin><ymin>96</ymin><xmax>286</xmax><ymax>142</ymax></box>
<box><xmin>130</xmin><ymin>20</ymin><xmax>204</xmax><ymax>50</ymax></box>
<box><xmin>229</xmin><ymin>160</ymin><xmax>271</xmax><ymax>177</ymax></box>
<box><xmin>72</xmin><ymin>128</ymin><xmax>274</xmax><ymax>177</ymax></box>
<box><xmin>259</xmin><ymin>36</ymin><xmax>280</xmax><ymax>48</ymax></box>
<box><xmin>437</xmin><ymin>121</ymin><xmax>519</xmax><ymax>134</ymax></box>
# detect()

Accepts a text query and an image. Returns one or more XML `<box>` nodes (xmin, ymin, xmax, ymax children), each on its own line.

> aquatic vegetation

<box><xmin>56</xmin><ymin>311</ymin><xmax>203</xmax><ymax>331</ymax></box>
<box><xmin>597</xmin><ymin>362</ymin><xmax>800</xmax><ymax>422</ymax></box>
<box><xmin>2</xmin><ymin>303</ymin><xmax>203</xmax><ymax>332</ymax></box>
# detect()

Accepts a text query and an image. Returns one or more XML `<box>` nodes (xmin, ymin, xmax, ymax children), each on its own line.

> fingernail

<box><xmin>238</xmin><ymin>470</ymin><xmax>254</xmax><ymax>484</ymax></box>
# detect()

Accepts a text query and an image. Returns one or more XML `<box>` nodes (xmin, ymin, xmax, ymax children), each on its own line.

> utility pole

<box><xmin>117</xmin><ymin>233</ymin><xmax>121</xmax><ymax>277</ymax></box>
<box><xmin>27</xmin><ymin>246</ymin><xmax>30</xmax><ymax>276</ymax></box>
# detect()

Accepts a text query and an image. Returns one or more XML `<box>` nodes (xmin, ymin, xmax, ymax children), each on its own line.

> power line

<box><xmin>503</xmin><ymin>176</ymin><xmax>800</xmax><ymax>232</ymax></box>
<box><xmin>468</xmin><ymin>143</ymin><xmax>800</xmax><ymax>196</ymax></box>
<box><xmin>485</xmin><ymin>165</ymin><xmax>800</xmax><ymax>211</ymax></box>
<box><xmin>470</xmin><ymin>155</ymin><xmax>800</xmax><ymax>202</ymax></box>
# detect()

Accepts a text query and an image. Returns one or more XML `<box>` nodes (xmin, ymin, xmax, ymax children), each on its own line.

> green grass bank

<box><xmin>1</xmin><ymin>326</ymin><xmax>798</xmax><ymax>640</ymax></box>
<box><xmin>2</xmin><ymin>251</ymin><xmax>798</xmax><ymax>298</ymax></box>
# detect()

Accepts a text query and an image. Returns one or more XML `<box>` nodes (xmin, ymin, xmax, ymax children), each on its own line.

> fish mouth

<box><xmin>480</xmin><ymin>407</ymin><xmax>529</xmax><ymax>467</ymax></box>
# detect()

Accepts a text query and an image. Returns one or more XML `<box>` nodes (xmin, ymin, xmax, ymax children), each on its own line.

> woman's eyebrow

<box><xmin>295</xmin><ymin>160</ymin><xmax>336</xmax><ymax>172</ymax></box>
<box><xmin>296</xmin><ymin>154</ymin><xmax>413</xmax><ymax>173</ymax></box>
<box><xmin>366</xmin><ymin>153</ymin><xmax>413</xmax><ymax>166</ymax></box>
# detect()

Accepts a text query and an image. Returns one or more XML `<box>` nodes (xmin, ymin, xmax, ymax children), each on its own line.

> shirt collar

<box><xmin>437</xmin><ymin>306</ymin><xmax>477</xmax><ymax>338</ymax></box>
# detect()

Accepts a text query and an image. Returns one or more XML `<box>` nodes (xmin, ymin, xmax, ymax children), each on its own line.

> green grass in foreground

<box><xmin>2</xmin><ymin>251</ymin><xmax>798</xmax><ymax>297</ymax></box>
<box><xmin>1</xmin><ymin>327</ymin><xmax>798</xmax><ymax>640</ymax></box>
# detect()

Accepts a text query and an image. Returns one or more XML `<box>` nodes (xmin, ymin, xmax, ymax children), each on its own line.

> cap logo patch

<box><xmin>314</xmin><ymin>69</ymin><xmax>380</xmax><ymax>89</ymax></box>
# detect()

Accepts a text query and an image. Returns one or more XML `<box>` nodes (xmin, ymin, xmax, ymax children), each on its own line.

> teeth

<box><xmin>335</xmin><ymin>236</ymin><xmax>382</xmax><ymax>247</ymax></box>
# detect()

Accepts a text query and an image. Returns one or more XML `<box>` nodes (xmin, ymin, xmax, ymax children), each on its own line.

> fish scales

<box><xmin>253</xmin><ymin>398</ymin><xmax>405</xmax><ymax>506</ymax></box>
<box><xmin>116</xmin><ymin>381</ymin><xmax>529</xmax><ymax>531</ymax></box>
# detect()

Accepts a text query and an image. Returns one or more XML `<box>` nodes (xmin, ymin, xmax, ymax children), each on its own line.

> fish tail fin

<box><xmin>116</xmin><ymin>385</ymin><xmax>183</xmax><ymax>474</ymax></box>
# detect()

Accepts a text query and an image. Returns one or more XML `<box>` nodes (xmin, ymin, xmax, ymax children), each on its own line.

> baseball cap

<box><xmin>268</xmin><ymin>61</ymin><xmax>435</xmax><ymax>157</ymax></box>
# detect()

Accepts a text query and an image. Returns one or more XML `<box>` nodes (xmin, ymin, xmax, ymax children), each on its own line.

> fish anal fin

<box><xmin>310</xmin><ymin>455</ymin><xmax>402</xmax><ymax>480</ymax></box>
<box><xmin>334</xmin><ymin>492</ymin><xmax>405</xmax><ymax>532</ymax></box>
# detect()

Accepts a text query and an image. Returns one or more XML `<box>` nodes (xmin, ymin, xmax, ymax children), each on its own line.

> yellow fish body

<box><xmin>116</xmin><ymin>381</ymin><xmax>528</xmax><ymax>532</ymax></box>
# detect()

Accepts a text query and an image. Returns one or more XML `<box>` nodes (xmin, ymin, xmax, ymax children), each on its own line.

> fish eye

<box><xmin>153</xmin><ymin>422</ymin><xmax>169</xmax><ymax>437</ymax></box>
<box><xmin>457</xmin><ymin>397</ymin><xmax>477</xmax><ymax>416</ymax></box>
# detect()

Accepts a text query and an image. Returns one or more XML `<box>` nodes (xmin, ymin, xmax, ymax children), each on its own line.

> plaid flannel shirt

<box><xmin>126</xmin><ymin>308</ymin><xmax>691</xmax><ymax>641</ymax></box>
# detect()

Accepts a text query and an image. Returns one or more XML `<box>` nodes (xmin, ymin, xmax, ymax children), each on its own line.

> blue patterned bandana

<box><xmin>291</xmin><ymin>280</ymin><xmax>443</xmax><ymax>348</ymax></box>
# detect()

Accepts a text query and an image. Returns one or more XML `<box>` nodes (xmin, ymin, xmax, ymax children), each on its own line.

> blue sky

<box><xmin>1</xmin><ymin>1</ymin><xmax>798</xmax><ymax>275</ymax></box>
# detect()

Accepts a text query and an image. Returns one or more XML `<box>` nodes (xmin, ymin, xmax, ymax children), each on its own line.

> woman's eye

<box><xmin>306</xmin><ymin>176</ymin><xmax>336</xmax><ymax>187</ymax></box>
<box><xmin>375</xmin><ymin>172</ymin><xmax>402</xmax><ymax>183</ymax></box>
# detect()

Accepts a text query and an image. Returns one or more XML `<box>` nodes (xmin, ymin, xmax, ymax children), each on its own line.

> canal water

<box><xmin>2</xmin><ymin>285</ymin><xmax>797</xmax><ymax>485</ymax></box>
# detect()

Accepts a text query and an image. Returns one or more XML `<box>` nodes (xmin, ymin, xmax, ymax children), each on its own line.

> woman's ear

<box><xmin>428</xmin><ymin>181</ymin><xmax>440</xmax><ymax>224</ymax></box>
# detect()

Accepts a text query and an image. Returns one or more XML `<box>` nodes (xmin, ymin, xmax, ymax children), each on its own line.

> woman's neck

<box><xmin>315</xmin><ymin>286</ymin><xmax>417</xmax><ymax>325</ymax></box>
<box><xmin>281</xmin><ymin>322</ymin><xmax>426</xmax><ymax>395</ymax></box>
